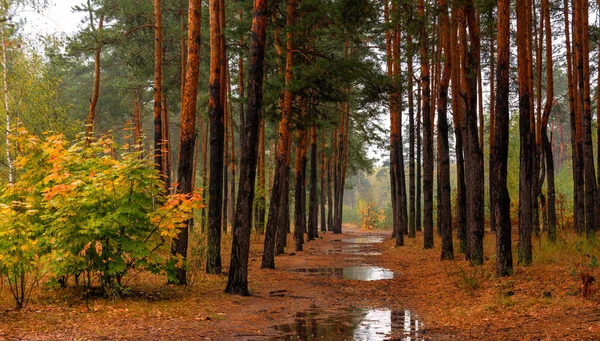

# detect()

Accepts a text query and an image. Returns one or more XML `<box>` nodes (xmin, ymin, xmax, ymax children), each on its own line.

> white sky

<box><xmin>16</xmin><ymin>0</ymin><xmax>85</xmax><ymax>38</ymax></box>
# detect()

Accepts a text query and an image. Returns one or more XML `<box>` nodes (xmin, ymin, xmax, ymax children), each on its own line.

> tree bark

<box><xmin>320</xmin><ymin>131</ymin><xmax>327</xmax><ymax>232</ymax></box>
<box><xmin>450</xmin><ymin>2</ymin><xmax>467</xmax><ymax>254</ymax></box>
<box><xmin>225</xmin><ymin>0</ymin><xmax>268</xmax><ymax>295</ymax></box>
<box><xmin>308</xmin><ymin>125</ymin><xmax>318</xmax><ymax>240</ymax></box>
<box><xmin>173</xmin><ymin>0</ymin><xmax>202</xmax><ymax>285</ymax></box>
<box><xmin>564</xmin><ymin>0</ymin><xmax>583</xmax><ymax>234</ymax></box>
<box><xmin>407</xmin><ymin>34</ymin><xmax>416</xmax><ymax>239</ymax></box>
<box><xmin>162</xmin><ymin>98</ymin><xmax>172</xmax><ymax>192</ymax></box>
<box><xmin>132</xmin><ymin>90</ymin><xmax>142</xmax><ymax>151</ymax></box>
<box><xmin>418</xmin><ymin>0</ymin><xmax>433</xmax><ymax>249</ymax></box>
<box><xmin>153</xmin><ymin>0</ymin><xmax>163</xmax><ymax>176</ymax></box>
<box><xmin>577</xmin><ymin>0</ymin><xmax>599</xmax><ymax>236</ymax></box>
<box><xmin>517</xmin><ymin>0</ymin><xmax>534</xmax><ymax>265</ymax></box>
<box><xmin>201</xmin><ymin>119</ymin><xmax>209</xmax><ymax>232</ymax></box>
<box><xmin>385</xmin><ymin>0</ymin><xmax>404</xmax><ymax>246</ymax></box>
<box><xmin>207</xmin><ymin>0</ymin><xmax>224</xmax><ymax>274</ymax></box>
<box><xmin>1</xmin><ymin>21</ymin><xmax>13</xmax><ymax>183</ymax></box>
<box><xmin>263</xmin><ymin>0</ymin><xmax>296</xmax><ymax>267</ymax></box>
<box><xmin>255</xmin><ymin>117</ymin><xmax>266</xmax><ymax>234</ymax></box>
<box><xmin>86</xmin><ymin>10</ymin><xmax>104</xmax><ymax>140</ymax></box>
<box><xmin>327</xmin><ymin>155</ymin><xmax>334</xmax><ymax>231</ymax></box>
<box><xmin>416</xmin><ymin>77</ymin><xmax>422</xmax><ymax>233</ymax></box>
<box><xmin>488</xmin><ymin>9</ymin><xmax>496</xmax><ymax>234</ymax></box>
<box><xmin>492</xmin><ymin>0</ymin><xmax>513</xmax><ymax>277</ymax></box>
<box><xmin>438</xmin><ymin>0</ymin><xmax>453</xmax><ymax>260</ymax></box>
<box><xmin>294</xmin><ymin>126</ymin><xmax>308</xmax><ymax>250</ymax></box>
<box><xmin>462</xmin><ymin>0</ymin><xmax>484</xmax><ymax>265</ymax></box>
<box><xmin>541</xmin><ymin>0</ymin><xmax>556</xmax><ymax>242</ymax></box>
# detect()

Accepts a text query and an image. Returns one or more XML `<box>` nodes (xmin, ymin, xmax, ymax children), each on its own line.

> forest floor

<box><xmin>0</xmin><ymin>226</ymin><xmax>599</xmax><ymax>340</ymax></box>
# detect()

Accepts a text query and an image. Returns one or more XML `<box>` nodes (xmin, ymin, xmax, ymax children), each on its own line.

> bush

<box><xmin>0</xmin><ymin>126</ymin><xmax>200</xmax><ymax>305</ymax></box>
<box><xmin>357</xmin><ymin>194</ymin><xmax>385</xmax><ymax>230</ymax></box>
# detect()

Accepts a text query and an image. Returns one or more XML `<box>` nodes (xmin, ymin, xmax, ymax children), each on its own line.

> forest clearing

<box><xmin>1</xmin><ymin>0</ymin><xmax>600</xmax><ymax>339</ymax></box>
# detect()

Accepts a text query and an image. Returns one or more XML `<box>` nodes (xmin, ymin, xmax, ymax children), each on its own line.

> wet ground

<box><xmin>266</xmin><ymin>230</ymin><xmax>421</xmax><ymax>340</ymax></box>
<box><xmin>294</xmin><ymin>265</ymin><xmax>394</xmax><ymax>281</ymax></box>
<box><xmin>269</xmin><ymin>308</ymin><xmax>424</xmax><ymax>341</ymax></box>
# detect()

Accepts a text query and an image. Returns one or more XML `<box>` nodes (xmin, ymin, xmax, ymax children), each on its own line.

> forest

<box><xmin>0</xmin><ymin>0</ymin><xmax>599</xmax><ymax>339</ymax></box>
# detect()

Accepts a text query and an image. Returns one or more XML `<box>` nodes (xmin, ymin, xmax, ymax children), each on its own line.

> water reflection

<box><xmin>295</xmin><ymin>266</ymin><xmax>394</xmax><ymax>281</ymax></box>
<box><xmin>342</xmin><ymin>236</ymin><xmax>385</xmax><ymax>244</ymax></box>
<box><xmin>269</xmin><ymin>308</ymin><xmax>424</xmax><ymax>340</ymax></box>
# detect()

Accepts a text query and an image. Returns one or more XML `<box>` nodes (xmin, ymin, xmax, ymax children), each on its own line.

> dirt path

<box><xmin>2</xmin><ymin>226</ymin><xmax>599</xmax><ymax>340</ymax></box>
<box><xmin>0</xmin><ymin>227</ymin><xmax>426</xmax><ymax>340</ymax></box>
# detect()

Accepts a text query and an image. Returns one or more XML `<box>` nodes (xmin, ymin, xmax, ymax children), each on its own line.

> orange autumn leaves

<box><xmin>0</xmin><ymin>125</ymin><xmax>203</xmax><ymax>305</ymax></box>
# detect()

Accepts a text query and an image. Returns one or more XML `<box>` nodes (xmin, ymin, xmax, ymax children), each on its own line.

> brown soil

<box><xmin>0</xmin><ymin>226</ymin><xmax>599</xmax><ymax>340</ymax></box>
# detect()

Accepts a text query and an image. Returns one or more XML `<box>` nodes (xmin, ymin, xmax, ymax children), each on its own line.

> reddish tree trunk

<box><xmin>262</xmin><ymin>0</ymin><xmax>296</xmax><ymax>268</ymax></box>
<box><xmin>172</xmin><ymin>0</ymin><xmax>202</xmax><ymax>285</ymax></box>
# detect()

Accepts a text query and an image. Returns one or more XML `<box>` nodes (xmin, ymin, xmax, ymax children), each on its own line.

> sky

<box><xmin>16</xmin><ymin>0</ymin><xmax>85</xmax><ymax>38</ymax></box>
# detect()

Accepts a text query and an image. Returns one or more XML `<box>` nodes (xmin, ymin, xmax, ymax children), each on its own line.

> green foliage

<box><xmin>0</xmin><ymin>126</ymin><xmax>201</xmax><ymax>304</ymax></box>
<box><xmin>0</xmin><ymin>200</ymin><xmax>44</xmax><ymax>308</ymax></box>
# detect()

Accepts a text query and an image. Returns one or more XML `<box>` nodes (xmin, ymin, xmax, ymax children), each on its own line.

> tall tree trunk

<box><xmin>385</xmin><ymin>0</ymin><xmax>403</xmax><ymax>245</ymax></box>
<box><xmin>416</xmin><ymin>78</ymin><xmax>422</xmax><ymax>233</ymax></box>
<box><xmin>334</xmin><ymin>98</ymin><xmax>348</xmax><ymax>235</ymax></box>
<box><xmin>597</xmin><ymin>0</ymin><xmax>600</xmax><ymax>193</ymax></box>
<box><xmin>577</xmin><ymin>0</ymin><xmax>599</xmax><ymax>235</ymax></box>
<box><xmin>541</xmin><ymin>0</ymin><xmax>556</xmax><ymax>242</ymax></box>
<box><xmin>308</xmin><ymin>125</ymin><xmax>318</xmax><ymax>240</ymax></box>
<box><xmin>238</xmin><ymin>2</ymin><xmax>245</xmax><ymax>138</ymax></box>
<box><xmin>418</xmin><ymin>0</ymin><xmax>434</xmax><ymax>249</ymax></box>
<box><xmin>153</xmin><ymin>0</ymin><xmax>164</xmax><ymax>176</ymax></box>
<box><xmin>394</xmin><ymin>24</ymin><xmax>409</xmax><ymax>239</ymax></box>
<box><xmin>86</xmin><ymin>10</ymin><xmax>104</xmax><ymax>139</ymax></box>
<box><xmin>220</xmin><ymin>0</ymin><xmax>229</xmax><ymax>234</ymax></box>
<box><xmin>200</xmin><ymin>119</ymin><xmax>209</xmax><ymax>232</ymax></box>
<box><xmin>173</xmin><ymin>0</ymin><xmax>202</xmax><ymax>285</ymax></box>
<box><xmin>462</xmin><ymin>0</ymin><xmax>484</xmax><ymax>265</ymax></box>
<box><xmin>255</xmin><ymin>117</ymin><xmax>266</xmax><ymax>233</ymax></box>
<box><xmin>207</xmin><ymin>0</ymin><xmax>224</xmax><ymax>274</ymax></box>
<box><xmin>222</xmin><ymin>94</ymin><xmax>229</xmax><ymax>233</ymax></box>
<box><xmin>407</xmin><ymin>35</ymin><xmax>416</xmax><ymax>239</ymax></box>
<box><xmin>451</xmin><ymin>3</ymin><xmax>467</xmax><ymax>254</ymax></box>
<box><xmin>563</xmin><ymin>0</ymin><xmax>583</xmax><ymax>234</ymax></box>
<box><xmin>263</xmin><ymin>0</ymin><xmax>296</xmax><ymax>267</ymax></box>
<box><xmin>320</xmin><ymin>132</ymin><xmax>327</xmax><ymax>232</ymax></box>
<box><xmin>294</xmin><ymin>126</ymin><xmax>308</xmax><ymax>250</ymax></box>
<box><xmin>225</xmin><ymin>0</ymin><xmax>268</xmax><ymax>295</ymax></box>
<box><xmin>327</xmin><ymin>155</ymin><xmax>334</xmax><ymax>231</ymax></box>
<box><xmin>438</xmin><ymin>0</ymin><xmax>453</xmax><ymax>260</ymax></box>
<box><xmin>227</xmin><ymin>68</ymin><xmax>237</xmax><ymax>230</ymax></box>
<box><xmin>132</xmin><ymin>90</ymin><xmax>142</xmax><ymax>151</ymax></box>
<box><xmin>1</xmin><ymin>21</ymin><xmax>13</xmax><ymax>183</ymax></box>
<box><xmin>162</xmin><ymin>98</ymin><xmax>172</xmax><ymax>192</ymax></box>
<box><xmin>492</xmin><ymin>0</ymin><xmax>513</xmax><ymax>277</ymax></box>
<box><xmin>517</xmin><ymin>0</ymin><xmax>534</xmax><ymax>265</ymax></box>
<box><xmin>532</xmin><ymin>4</ymin><xmax>543</xmax><ymax>238</ymax></box>
<box><xmin>488</xmin><ymin>10</ymin><xmax>496</xmax><ymax>234</ymax></box>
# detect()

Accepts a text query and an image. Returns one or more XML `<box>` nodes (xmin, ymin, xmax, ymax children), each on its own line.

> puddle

<box><xmin>295</xmin><ymin>266</ymin><xmax>394</xmax><ymax>281</ymax></box>
<box><xmin>268</xmin><ymin>308</ymin><xmax>424</xmax><ymax>340</ymax></box>
<box><xmin>342</xmin><ymin>236</ymin><xmax>385</xmax><ymax>244</ymax></box>
<box><xmin>322</xmin><ymin>235</ymin><xmax>384</xmax><ymax>256</ymax></box>
<box><xmin>323</xmin><ymin>246</ymin><xmax>382</xmax><ymax>256</ymax></box>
